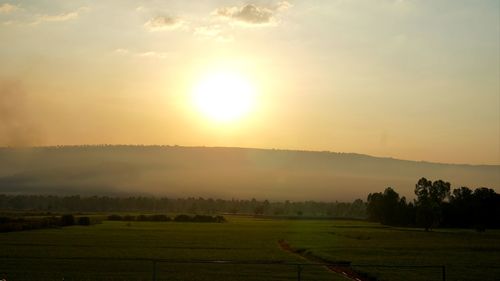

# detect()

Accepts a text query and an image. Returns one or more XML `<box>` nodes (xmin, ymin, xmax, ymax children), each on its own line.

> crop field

<box><xmin>0</xmin><ymin>216</ymin><xmax>499</xmax><ymax>281</ymax></box>
<box><xmin>285</xmin><ymin>220</ymin><xmax>500</xmax><ymax>281</ymax></box>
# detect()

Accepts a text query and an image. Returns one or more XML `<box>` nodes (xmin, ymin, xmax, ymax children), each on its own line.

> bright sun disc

<box><xmin>192</xmin><ymin>71</ymin><xmax>256</xmax><ymax>122</ymax></box>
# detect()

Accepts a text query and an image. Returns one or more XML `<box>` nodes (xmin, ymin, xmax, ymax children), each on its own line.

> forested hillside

<box><xmin>0</xmin><ymin>146</ymin><xmax>498</xmax><ymax>201</ymax></box>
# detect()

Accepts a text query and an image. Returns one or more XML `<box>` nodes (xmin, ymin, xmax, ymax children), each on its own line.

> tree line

<box><xmin>0</xmin><ymin>195</ymin><xmax>366</xmax><ymax>218</ymax></box>
<box><xmin>367</xmin><ymin>177</ymin><xmax>500</xmax><ymax>231</ymax></box>
<box><xmin>0</xmin><ymin>214</ymin><xmax>97</xmax><ymax>232</ymax></box>
<box><xmin>107</xmin><ymin>214</ymin><xmax>226</xmax><ymax>223</ymax></box>
<box><xmin>0</xmin><ymin>213</ymin><xmax>228</xmax><ymax>232</ymax></box>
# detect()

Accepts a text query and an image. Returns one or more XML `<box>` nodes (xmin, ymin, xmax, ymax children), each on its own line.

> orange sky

<box><xmin>0</xmin><ymin>1</ymin><xmax>499</xmax><ymax>165</ymax></box>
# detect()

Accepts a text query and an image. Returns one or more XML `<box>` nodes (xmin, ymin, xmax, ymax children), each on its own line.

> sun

<box><xmin>192</xmin><ymin>71</ymin><xmax>256</xmax><ymax>123</ymax></box>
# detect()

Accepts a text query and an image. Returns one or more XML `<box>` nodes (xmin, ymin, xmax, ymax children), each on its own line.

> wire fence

<box><xmin>0</xmin><ymin>256</ymin><xmax>450</xmax><ymax>281</ymax></box>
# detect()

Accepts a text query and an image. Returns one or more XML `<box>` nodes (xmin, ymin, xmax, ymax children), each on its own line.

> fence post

<box><xmin>296</xmin><ymin>264</ymin><xmax>302</xmax><ymax>281</ymax></box>
<box><xmin>441</xmin><ymin>265</ymin><xmax>446</xmax><ymax>281</ymax></box>
<box><xmin>152</xmin><ymin>260</ymin><xmax>157</xmax><ymax>281</ymax></box>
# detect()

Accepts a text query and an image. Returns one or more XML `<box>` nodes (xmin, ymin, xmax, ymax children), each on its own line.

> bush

<box><xmin>107</xmin><ymin>214</ymin><xmax>122</xmax><ymax>221</ymax></box>
<box><xmin>40</xmin><ymin>217</ymin><xmax>60</xmax><ymax>228</ymax></box>
<box><xmin>174</xmin><ymin>214</ymin><xmax>226</xmax><ymax>223</ymax></box>
<box><xmin>136</xmin><ymin>215</ymin><xmax>147</xmax><ymax>221</ymax></box>
<box><xmin>77</xmin><ymin>216</ymin><xmax>91</xmax><ymax>226</ymax></box>
<box><xmin>61</xmin><ymin>214</ymin><xmax>75</xmax><ymax>226</ymax></box>
<box><xmin>122</xmin><ymin>215</ymin><xmax>135</xmax><ymax>221</ymax></box>
<box><xmin>214</xmin><ymin>215</ymin><xmax>226</xmax><ymax>223</ymax></box>
<box><xmin>0</xmin><ymin>216</ymin><xmax>61</xmax><ymax>232</ymax></box>
<box><xmin>192</xmin><ymin>215</ymin><xmax>214</xmax><ymax>222</ymax></box>
<box><xmin>150</xmin><ymin>214</ymin><xmax>170</xmax><ymax>221</ymax></box>
<box><xmin>174</xmin><ymin>214</ymin><xmax>192</xmax><ymax>222</ymax></box>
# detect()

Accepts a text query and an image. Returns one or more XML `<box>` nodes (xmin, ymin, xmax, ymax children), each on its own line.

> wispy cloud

<box><xmin>276</xmin><ymin>1</ymin><xmax>293</xmax><ymax>12</ymax></box>
<box><xmin>194</xmin><ymin>24</ymin><xmax>222</xmax><ymax>37</ymax></box>
<box><xmin>215</xmin><ymin>4</ymin><xmax>274</xmax><ymax>25</ymax></box>
<box><xmin>0</xmin><ymin>3</ymin><xmax>18</xmax><ymax>14</ymax></box>
<box><xmin>114</xmin><ymin>48</ymin><xmax>170</xmax><ymax>59</ymax></box>
<box><xmin>38</xmin><ymin>11</ymin><xmax>78</xmax><ymax>22</ymax></box>
<box><xmin>137</xmin><ymin>51</ymin><xmax>169</xmax><ymax>59</ymax></box>
<box><xmin>144</xmin><ymin>16</ymin><xmax>184</xmax><ymax>31</ymax></box>
<box><xmin>193</xmin><ymin>25</ymin><xmax>233</xmax><ymax>42</ymax></box>
<box><xmin>213</xmin><ymin>1</ymin><xmax>292</xmax><ymax>26</ymax></box>
<box><xmin>31</xmin><ymin>7</ymin><xmax>88</xmax><ymax>25</ymax></box>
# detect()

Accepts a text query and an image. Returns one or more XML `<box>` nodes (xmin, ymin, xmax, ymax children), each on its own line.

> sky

<box><xmin>0</xmin><ymin>0</ymin><xmax>499</xmax><ymax>165</ymax></box>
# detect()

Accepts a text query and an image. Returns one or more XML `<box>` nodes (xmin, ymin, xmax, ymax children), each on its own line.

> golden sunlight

<box><xmin>192</xmin><ymin>70</ymin><xmax>256</xmax><ymax>123</ymax></box>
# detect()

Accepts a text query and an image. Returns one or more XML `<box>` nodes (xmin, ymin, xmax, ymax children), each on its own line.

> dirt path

<box><xmin>278</xmin><ymin>239</ymin><xmax>374</xmax><ymax>281</ymax></box>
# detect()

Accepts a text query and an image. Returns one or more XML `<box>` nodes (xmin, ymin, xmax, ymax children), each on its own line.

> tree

<box><xmin>445</xmin><ymin>186</ymin><xmax>474</xmax><ymax>227</ymax></box>
<box><xmin>367</xmin><ymin>187</ymin><xmax>410</xmax><ymax>226</ymax></box>
<box><xmin>470</xmin><ymin>187</ymin><xmax>500</xmax><ymax>231</ymax></box>
<box><xmin>367</xmin><ymin>191</ymin><xmax>383</xmax><ymax>222</ymax></box>
<box><xmin>414</xmin><ymin>178</ymin><xmax>450</xmax><ymax>231</ymax></box>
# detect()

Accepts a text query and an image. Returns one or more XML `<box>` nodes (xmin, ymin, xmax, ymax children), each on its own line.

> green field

<box><xmin>1</xmin><ymin>216</ymin><xmax>499</xmax><ymax>281</ymax></box>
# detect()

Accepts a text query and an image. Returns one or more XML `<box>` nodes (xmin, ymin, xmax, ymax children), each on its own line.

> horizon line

<box><xmin>1</xmin><ymin>144</ymin><xmax>498</xmax><ymax>167</ymax></box>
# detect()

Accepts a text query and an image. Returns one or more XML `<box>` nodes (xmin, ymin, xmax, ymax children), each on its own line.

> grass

<box><xmin>0</xmin><ymin>216</ymin><xmax>499</xmax><ymax>280</ymax></box>
<box><xmin>0</xmin><ymin>216</ymin><xmax>337</xmax><ymax>281</ymax></box>
<box><xmin>285</xmin><ymin>220</ymin><xmax>500</xmax><ymax>281</ymax></box>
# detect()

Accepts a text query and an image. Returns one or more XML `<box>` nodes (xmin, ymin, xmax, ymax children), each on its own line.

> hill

<box><xmin>0</xmin><ymin>145</ymin><xmax>498</xmax><ymax>201</ymax></box>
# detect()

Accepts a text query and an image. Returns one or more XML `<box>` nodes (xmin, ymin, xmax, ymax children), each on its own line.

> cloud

<box><xmin>190</xmin><ymin>1</ymin><xmax>292</xmax><ymax>41</ymax></box>
<box><xmin>114</xmin><ymin>48</ymin><xmax>130</xmax><ymax>55</ymax></box>
<box><xmin>193</xmin><ymin>25</ymin><xmax>233</xmax><ymax>42</ymax></box>
<box><xmin>137</xmin><ymin>51</ymin><xmax>169</xmax><ymax>59</ymax></box>
<box><xmin>144</xmin><ymin>16</ymin><xmax>184</xmax><ymax>31</ymax></box>
<box><xmin>215</xmin><ymin>4</ymin><xmax>274</xmax><ymax>25</ymax></box>
<box><xmin>276</xmin><ymin>1</ymin><xmax>293</xmax><ymax>11</ymax></box>
<box><xmin>0</xmin><ymin>3</ymin><xmax>18</xmax><ymax>14</ymax></box>
<box><xmin>38</xmin><ymin>11</ymin><xmax>78</xmax><ymax>22</ymax></box>
<box><xmin>194</xmin><ymin>25</ymin><xmax>222</xmax><ymax>37</ymax></box>
<box><xmin>213</xmin><ymin>1</ymin><xmax>291</xmax><ymax>26</ymax></box>
<box><xmin>32</xmin><ymin>7</ymin><xmax>88</xmax><ymax>25</ymax></box>
<box><xmin>114</xmin><ymin>49</ymin><xmax>170</xmax><ymax>59</ymax></box>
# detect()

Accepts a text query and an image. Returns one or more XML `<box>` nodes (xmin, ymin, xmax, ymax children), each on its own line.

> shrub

<box><xmin>77</xmin><ymin>216</ymin><xmax>91</xmax><ymax>226</ymax></box>
<box><xmin>136</xmin><ymin>215</ymin><xmax>147</xmax><ymax>221</ymax></box>
<box><xmin>0</xmin><ymin>216</ymin><xmax>61</xmax><ymax>232</ymax></box>
<box><xmin>122</xmin><ymin>215</ymin><xmax>135</xmax><ymax>221</ymax></box>
<box><xmin>173</xmin><ymin>214</ymin><xmax>226</xmax><ymax>223</ymax></box>
<box><xmin>174</xmin><ymin>214</ymin><xmax>191</xmax><ymax>222</ymax></box>
<box><xmin>150</xmin><ymin>214</ymin><xmax>170</xmax><ymax>221</ymax></box>
<box><xmin>192</xmin><ymin>215</ymin><xmax>213</xmax><ymax>222</ymax></box>
<box><xmin>214</xmin><ymin>215</ymin><xmax>226</xmax><ymax>223</ymax></box>
<box><xmin>107</xmin><ymin>214</ymin><xmax>122</xmax><ymax>221</ymax></box>
<box><xmin>61</xmin><ymin>214</ymin><xmax>75</xmax><ymax>226</ymax></box>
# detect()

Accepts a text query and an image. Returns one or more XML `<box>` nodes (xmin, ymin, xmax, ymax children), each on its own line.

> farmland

<box><xmin>0</xmin><ymin>216</ymin><xmax>499</xmax><ymax>280</ymax></box>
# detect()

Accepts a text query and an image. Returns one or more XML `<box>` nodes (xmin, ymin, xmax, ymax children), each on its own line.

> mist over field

<box><xmin>0</xmin><ymin>146</ymin><xmax>497</xmax><ymax>201</ymax></box>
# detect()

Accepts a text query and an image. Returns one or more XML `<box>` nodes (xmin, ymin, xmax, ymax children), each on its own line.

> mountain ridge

<box><xmin>1</xmin><ymin>144</ymin><xmax>497</xmax><ymax>167</ymax></box>
<box><xmin>0</xmin><ymin>145</ymin><xmax>498</xmax><ymax>201</ymax></box>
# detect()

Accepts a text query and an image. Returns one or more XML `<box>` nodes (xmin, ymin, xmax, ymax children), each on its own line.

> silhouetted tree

<box><xmin>364</xmin><ymin>179</ymin><xmax>498</xmax><ymax>230</ymax></box>
<box><xmin>444</xmin><ymin>186</ymin><xmax>474</xmax><ymax>227</ymax></box>
<box><xmin>470</xmin><ymin>187</ymin><xmax>500</xmax><ymax>231</ymax></box>
<box><xmin>414</xmin><ymin>178</ymin><xmax>450</xmax><ymax>231</ymax></box>
<box><xmin>367</xmin><ymin>187</ymin><xmax>412</xmax><ymax>226</ymax></box>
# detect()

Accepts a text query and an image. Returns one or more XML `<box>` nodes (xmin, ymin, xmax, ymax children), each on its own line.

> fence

<box><xmin>0</xmin><ymin>256</ymin><xmax>448</xmax><ymax>281</ymax></box>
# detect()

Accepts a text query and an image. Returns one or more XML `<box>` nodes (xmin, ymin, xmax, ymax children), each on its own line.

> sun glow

<box><xmin>192</xmin><ymin>71</ymin><xmax>256</xmax><ymax>123</ymax></box>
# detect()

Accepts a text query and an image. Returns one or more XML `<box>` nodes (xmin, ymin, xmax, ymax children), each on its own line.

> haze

<box><xmin>0</xmin><ymin>146</ymin><xmax>498</xmax><ymax>201</ymax></box>
<box><xmin>1</xmin><ymin>0</ymin><xmax>499</xmax><ymax>165</ymax></box>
